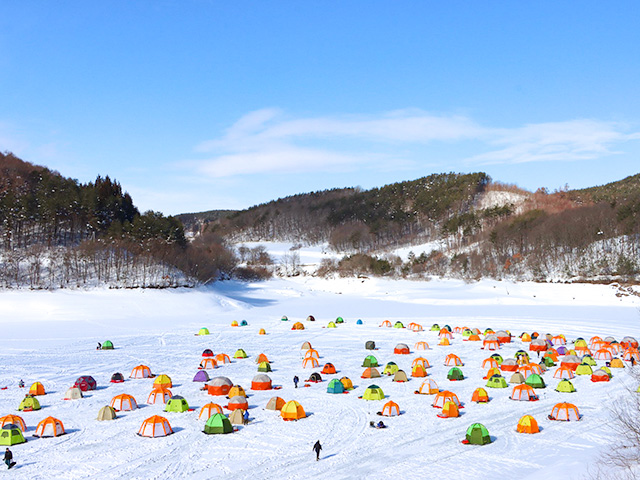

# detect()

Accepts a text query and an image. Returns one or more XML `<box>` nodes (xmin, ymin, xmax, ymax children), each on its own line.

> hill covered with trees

<box><xmin>0</xmin><ymin>152</ymin><xmax>236</xmax><ymax>288</ymax></box>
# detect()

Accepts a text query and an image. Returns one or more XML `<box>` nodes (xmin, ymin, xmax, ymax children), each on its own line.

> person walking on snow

<box><xmin>313</xmin><ymin>440</ymin><xmax>322</xmax><ymax>461</ymax></box>
<box><xmin>293</xmin><ymin>376</ymin><xmax>299</xmax><ymax>388</ymax></box>
<box><xmin>243</xmin><ymin>410</ymin><xmax>249</xmax><ymax>425</ymax></box>
<box><xmin>4</xmin><ymin>448</ymin><xmax>13</xmax><ymax>469</ymax></box>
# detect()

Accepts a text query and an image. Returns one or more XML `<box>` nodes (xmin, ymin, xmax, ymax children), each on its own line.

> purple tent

<box><xmin>193</xmin><ymin>370</ymin><xmax>210</xmax><ymax>382</ymax></box>
<box><xmin>556</xmin><ymin>346</ymin><xmax>568</xmax><ymax>355</ymax></box>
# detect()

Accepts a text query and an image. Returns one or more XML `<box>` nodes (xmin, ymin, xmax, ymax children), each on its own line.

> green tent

<box><xmin>198</xmin><ymin>327</ymin><xmax>210</xmax><ymax>336</ymax></box>
<box><xmin>257</xmin><ymin>361</ymin><xmax>272</xmax><ymax>373</ymax></box>
<box><xmin>281</xmin><ymin>316</ymin><xmax>288</xmax><ymax>321</ymax></box>
<box><xmin>556</xmin><ymin>379</ymin><xmax>576</xmax><ymax>393</ymax></box>
<box><xmin>383</xmin><ymin>362</ymin><xmax>399</xmax><ymax>375</ymax></box>
<box><xmin>447</xmin><ymin>367</ymin><xmax>464</xmax><ymax>381</ymax></box>
<box><xmin>165</xmin><ymin>395</ymin><xmax>189</xmax><ymax>413</ymax></box>
<box><xmin>581</xmin><ymin>355</ymin><xmax>597</xmax><ymax>366</ymax></box>
<box><xmin>393</xmin><ymin>321</ymin><xmax>404</xmax><ymax>329</ymax></box>
<box><xmin>327</xmin><ymin>322</ymin><xmax>337</xmax><ymax>328</ymax></box>
<box><xmin>18</xmin><ymin>395</ymin><xmax>41</xmax><ymax>411</ymax></box>
<box><xmin>204</xmin><ymin>413</ymin><xmax>233</xmax><ymax>434</ymax></box>
<box><xmin>362</xmin><ymin>355</ymin><xmax>379</xmax><ymax>368</ymax></box>
<box><xmin>327</xmin><ymin>378</ymin><xmax>345</xmax><ymax>394</ymax></box>
<box><xmin>490</xmin><ymin>354</ymin><xmax>503</xmax><ymax>365</ymax></box>
<box><xmin>486</xmin><ymin>375</ymin><xmax>508</xmax><ymax>388</ymax></box>
<box><xmin>464</xmin><ymin>423</ymin><xmax>492</xmax><ymax>445</ymax></box>
<box><xmin>542</xmin><ymin>356</ymin><xmax>556</xmax><ymax>367</ymax></box>
<box><xmin>362</xmin><ymin>385</ymin><xmax>385</xmax><ymax>400</ymax></box>
<box><xmin>430</xmin><ymin>324</ymin><xmax>440</xmax><ymax>331</ymax></box>
<box><xmin>462</xmin><ymin>329</ymin><xmax>472</xmax><ymax>338</ymax></box>
<box><xmin>102</xmin><ymin>340</ymin><xmax>114</xmax><ymax>350</ymax></box>
<box><xmin>335</xmin><ymin>317</ymin><xmax>344</xmax><ymax>324</ymax></box>
<box><xmin>240</xmin><ymin>320</ymin><xmax>248</xmax><ymax>326</ymax></box>
<box><xmin>575</xmin><ymin>363</ymin><xmax>593</xmax><ymax>375</ymax></box>
<box><xmin>0</xmin><ymin>425</ymin><xmax>25</xmax><ymax>446</ymax></box>
<box><xmin>524</xmin><ymin>373</ymin><xmax>546</xmax><ymax>389</ymax></box>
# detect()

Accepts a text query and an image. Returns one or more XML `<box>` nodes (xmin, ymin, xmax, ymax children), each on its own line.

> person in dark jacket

<box><xmin>293</xmin><ymin>376</ymin><xmax>299</xmax><ymax>388</ymax></box>
<box><xmin>4</xmin><ymin>448</ymin><xmax>13</xmax><ymax>468</ymax></box>
<box><xmin>313</xmin><ymin>440</ymin><xmax>322</xmax><ymax>461</ymax></box>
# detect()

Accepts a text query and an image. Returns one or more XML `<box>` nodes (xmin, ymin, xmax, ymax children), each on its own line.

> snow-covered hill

<box><xmin>0</xmin><ymin>277</ymin><xmax>638</xmax><ymax>479</ymax></box>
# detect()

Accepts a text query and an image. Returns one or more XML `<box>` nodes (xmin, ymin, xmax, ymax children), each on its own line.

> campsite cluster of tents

<box><xmin>6</xmin><ymin>319</ymin><xmax>638</xmax><ymax>448</ymax></box>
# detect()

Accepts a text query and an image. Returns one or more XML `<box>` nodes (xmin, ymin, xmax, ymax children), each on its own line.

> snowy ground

<box><xmin>0</xmin><ymin>277</ymin><xmax>639</xmax><ymax>479</ymax></box>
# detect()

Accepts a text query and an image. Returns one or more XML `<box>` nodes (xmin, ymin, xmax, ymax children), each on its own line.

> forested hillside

<box><xmin>187</xmin><ymin>172</ymin><xmax>640</xmax><ymax>283</ymax></box>
<box><xmin>0</xmin><ymin>152</ymin><xmax>237</xmax><ymax>288</ymax></box>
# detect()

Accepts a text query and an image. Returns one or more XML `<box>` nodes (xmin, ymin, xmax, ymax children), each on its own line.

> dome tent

<box><xmin>204</xmin><ymin>413</ymin><xmax>233</xmax><ymax>434</ymax></box>
<box><xmin>96</xmin><ymin>406</ymin><xmax>117</xmax><ymax>421</ymax></box>
<box><xmin>110</xmin><ymin>372</ymin><xmax>125</xmax><ymax>383</ymax></box>
<box><xmin>18</xmin><ymin>395</ymin><xmax>41</xmax><ymax>411</ymax></box>
<box><xmin>0</xmin><ymin>424</ymin><xmax>25</xmax><ymax>446</ymax></box>
<box><xmin>101</xmin><ymin>340</ymin><xmax>114</xmax><ymax>350</ymax></box>
<box><xmin>362</xmin><ymin>385</ymin><xmax>385</xmax><ymax>400</ymax></box>
<box><xmin>138</xmin><ymin>415</ymin><xmax>173</xmax><ymax>437</ymax></box>
<box><xmin>164</xmin><ymin>395</ymin><xmax>190</xmax><ymax>413</ymax></box>
<box><xmin>266</xmin><ymin>397</ymin><xmax>286</xmax><ymax>411</ymax></box>
<box><xmin>199</xmin><ymin>403</ymin><xmax>224</xmax><ymax>420</ymax></box>
<box><xmin>0</xmin><ymin>416</ymin><xmax>26</xmax><ymax>432</ymax></box>
<box><xmin>327</xmin><ymin>378</ymin><xmax>345</xmax><ymax>394</ymax></box>
<box><xmin>35</xmin><ymin>417</ymin><xmax>65</xmax><ymax>437</ymax></box>
<box><xmin>462</xmin><ymin>423</ymin><xmax>492</xmax><ymax>445</ymax></box>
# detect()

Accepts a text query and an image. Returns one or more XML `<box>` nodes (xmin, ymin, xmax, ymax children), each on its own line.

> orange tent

<box><xmin>432</xmin><ymin>390</ymin><xmax>461</xmax><ymax>408</ymax></box>
<box><xmin>521</xmin><ymin>333</ymin><xmax>532</xmax><ymax>342</ymax></box>
<box><xmin>147</xmin><ymin>388</ymin><xmax>172</xmax><ymax>404</ymax></box>
<box><xmin>281</xmin><ymin>400</ymin><xmax>306</xmax><ymax>421</ymax></box>
<box><xmin>553</xmin><ymin>366</ymin><xmax>575</xmax><ymax>379</ymax></box>
<box><xmin>575</xmin><ymin>347</ymin><xmax>591</xmax><ymax>356</ymax></box>
<box><xmin>29</xmin><ymin>382</ymin><xmax>46</xmax><ymax>396</ymax></box>
<box><xmin>471</xmin><ymin>388</ymin><xmax>489</xmax><ymax>403</ymax></box>
<box><xmin>438</xmin><ymin>337</ymin><xmax>451</xmax><ymax>346</ymax></box>
<box><xmin>207</xmin><ymin>377</ymin><xmax>233</xmax><ymax>396</ymax></box>
<box><xmin>415</xmin><ymin>341</ymin><xmax>430</xmax><ymax>350</ymax></box>
<box><xmin>266</xmin><ymin>397</ymin><xmax>286</xmax><ymax>411</ymax></box>
<box><xmin>518</xmin><ymin>364</ymin><xmax>535</xmax><ymax>379</ymax></box>
<box><xmin>412</xmin><ymin>357</ymin><xmax>430</xmax><ymax>369</ymax></box>
<box><xmin>411</xmin><ymin>364</ymin><xmax>427</xmax><ymax>378</ymax></box>
<box><xmin>444</xmin><ymin>354</ymin><xmax>463</xmax><ymax>366</ymax></box>
<box><xmin>228</xmin><ymin>396</ymin><xmax>249</xmax><ymax>411</ymax></box>
<box><xmin>394</xmin><ymin>344</ymin><xmax>410</xmax><ymax>354</ymax></box>
<box><xmin>468</xmin><ymin>334</ymin><xmax>481</xmax><ymax>341</ymax></box>
<box><xmin>0</xmin><ymin>415</ymin><xmax>26</xmax><ymax>432</ymax></box>
<box><xmin>500</xmin><ymin>359</ymin><xmax>519</xmax><ymax>372</ymax></box>
<box><xmin>380</xmin><ymin>320</ymin><xmax>392</xmax><ymax>327</ymax></box>
<box><xmin>110</xmin><ymin>394</ymin><xmax>138</xmax><ymax>411</ymax></box>
<box><xmin>227</xmin><ymin>385</ymin><xmax>246</xmax><ymax>398</ymax></box>
<box><xmin>623</xmin><ymin>349</ymin><xmax>640</xmax><ymax>362</ymax></box>
<box><xmin>322</xmin><ymin>363</ymin><xmax>337</xmax><ymax>374</ymax></box>
<box><xmin>510</xmin><ymin>384</ymin><xmax>538</xmax><ymax>401</ymax></box>
<box><xmin>255</xmin><ymin>353</ymin><xmax>270</xmax><ymax>364</ymax></box>
<box><xmin>302</xmin><ymin>357</ymin><xmax>319</xmax><ymax>369</ymax></box>
<box><xmin>304</xmin><ymin>349</ymin><xmax>319</xmax><ymax>359</ymax></box>
<box><xmin>291</xmin><ymin>322</ymin><xmax>305</xmax><ymax>330</ymax></box>
<box><xmin>482</xmin><ymin>358</ymin><xmax>499</xmax><ymax>370</ymax></box>
<box><xmin>380</xmin><ymin>400</ymin><xmax>400</xmax><ymax>417</ymax></box>
<box><xmin>215</xmin><ymin>353</ymin><xmax>231</xmax><ymax>364</ymax></box>
<box><xmin>361</xmin><ymin>367</ymin><xmax>381</xmax><ymax>378</ymax></box>
<box><xmin>199</xmin><ymin>403</ymin><xmax>224</xmax><ymax>420</ymax></box>
<box><xmin>415</xmin><ymin>379</ymin><xmax>439</xmax><ymax>395</ymax></box>
<box><xmin>200</xmin><ymin>358</ymin><xmax>218</xmax><ymax>370</ymax></box>
<box><xmin>516</xmin><ymin>415</ymin><xmax>539</xmax><ymax>433</ymax></box>
<box><xmin>138</xmin><ymin>415</ymin><xmax>173</xmax><ymax>437</ymax></box>
<box><xmin>35</xmin><ymin>416</ymin><xmax>65</xmax><ymax>437</ymax></box>
<box><xmin>437</xmin><ymin>401</ymin><xmax>459</xmax><ymax>418</ymax></box>
<box><xmin>549</xmin><ymin>403</ymin><xmax>580</xmax><ymax>421</ymax></box>
<box><xmin>130</xmin><ymin>365</ymin><xmax>152</xmax><ymax>379</ymax></box>
<box><xmin>251</xmin><ymin>374</ymin><xmax>272</xmax><ymax>391</ymax></box>
<box><xmin>482</xmin><ymin>340</ymin><xmax>500</xmax><ymax>350</ymax></box>
<box><xmin>153</xmin><ymin>375</ymin><xmax>173</xmax><ymax>389</ymax></box>
<box><xmin>483</xmin><ymin>367</ymin><xmax>501</xmax><ymax>379</ymax></box>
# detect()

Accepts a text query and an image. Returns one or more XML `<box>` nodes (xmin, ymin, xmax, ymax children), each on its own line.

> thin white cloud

<box><xmin>191</xmin><ymin>109</ymin><xmax>640</xmax><ymax>177</ymax></box>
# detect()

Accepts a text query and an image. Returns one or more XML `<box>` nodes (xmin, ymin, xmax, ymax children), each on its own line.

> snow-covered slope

<box><xmin>0</xmin><ymin>278</ymin><xmax>638</xmax><ymax>479</ymax></box>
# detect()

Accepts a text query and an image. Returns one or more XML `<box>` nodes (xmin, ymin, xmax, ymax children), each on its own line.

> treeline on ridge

<box><xmin>0</xmin><ymin>152</ymin><xmax>236</xmax><ymax>288</ymax></box>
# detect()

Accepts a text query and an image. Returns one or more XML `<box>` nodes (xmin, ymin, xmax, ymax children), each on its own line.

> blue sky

<box><xmin>1</xmin><ymin>1</ymin><xmax>639</xmax><ymax>215</ymax></box>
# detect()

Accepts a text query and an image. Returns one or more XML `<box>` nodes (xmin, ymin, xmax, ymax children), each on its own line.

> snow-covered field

<box><xmin>0</xmin><ymin>277</ymin><xmax>639</xmax><ymax>480</ymax></box>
